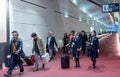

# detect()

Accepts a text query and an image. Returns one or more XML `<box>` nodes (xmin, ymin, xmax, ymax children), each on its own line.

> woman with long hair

<box><xmin>63</xmin><ymin>33</ymin><xmax>69</xmax><ymax>54</ymax></box>
<box><xmin>89</xmin><ymin>30</ymin><xmax>99</xmax><ymax>69</ymax></box>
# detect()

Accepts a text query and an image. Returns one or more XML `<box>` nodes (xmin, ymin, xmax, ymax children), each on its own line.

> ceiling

<box><xmin>93</xmin><ymin>0</ymin><xmax>120</xmax><ymax>4</ymax></box>
<box><xmin>69</xmin><ymin>0</ymin><xmax>119</xmax><ymax>27</ymax></box>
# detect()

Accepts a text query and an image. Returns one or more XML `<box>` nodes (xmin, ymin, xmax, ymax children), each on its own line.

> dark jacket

<box><xmin>68</xmin><ymin>36</ymin><xmax>82</xmax><ymax>49</ymax></box>
<box><xmin>63</xmin><ymin>36</ymin><xmax>69</xmax><ymax>46</ymax></box>
<box><xmin>46</xmin><ymin>36</ymin><xmax>58</xmax><ymax>50</ymax></box>
<box><xmin>89</xmin><ymin>36</ymin><xmax>99</xmax><ymax>58</ymax></box>
<box><xmin>79</xmin><ymin>34</ymin><xmax>87</xmax><ymax>45</ymax></box>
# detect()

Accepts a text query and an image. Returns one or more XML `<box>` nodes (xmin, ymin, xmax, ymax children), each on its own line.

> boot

<box><xmin>77</xmin><ymin>61</ymin><xmax>80</xmax><ymax>67</ymax></box>
<box><xmin>93</xmin><ymin>63</ymin><xmax>96</xmax><ymax>69</ymax></box>
<box><xmin>42</xmin><ymin>64</ymin><xmax>45</xmax><ymax>68</ymax></box>
<box><xmin>75</xmin><ymin>60</ymin><xmax>78</xmax><ymax>67</ymax></box>
<box><xmin>93</xmin><ymin>66</ymin><xmax>96</xmax><ymax>69</ymax></box>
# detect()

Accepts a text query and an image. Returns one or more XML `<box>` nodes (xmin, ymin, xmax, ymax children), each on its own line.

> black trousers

<box><xmin>7</xmin><ymin>54</ymin><xmax>24</xmax><ymax>75</ymax></box>
<box><xmin>82</xmin><ymin>44</ymin><xmax>86</xmax><ymax>55</ymax></box>
<box><xmin>91</xmin><ymin>58</ymin><xmax>96</xmax><ymax>67</ymax></box>
<box><xmin>72</xmin><ymin>48</ymin><xmax>80</xmax><ymax>66</ymax></box>
<box><xmin>63</xmin><ymin>45</ymin><xmax>68</xmax><ymax>54</ymax></box>
<box><xmin>47</xmin><ymin>48</ymin><xmax>56</xmax><ymax>57</ymax></box>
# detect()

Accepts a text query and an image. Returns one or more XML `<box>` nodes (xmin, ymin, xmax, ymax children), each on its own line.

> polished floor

<box><xmin>0</xmin><ymin>52</ymin><xmax>120</xmax><ymax>77</ymax></box>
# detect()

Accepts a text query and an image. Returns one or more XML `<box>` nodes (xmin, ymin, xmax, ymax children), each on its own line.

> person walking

<box><xmin>31</xmin><ymin>33</ymin><xmax>45</xmax><ymax>71</ymax></box>
<box><xmin>88</xmin><ymin>30</ymin><xmax>99</xmax><ymax>69</ymax></box>
<box><xmin>67</xmin><ymin>31</ymin><xmax>82</xmax><ymax>67</ymax></box>
<box><xmin>4</xmin><ymin>31</ymin><xmax>24</xmax><ymax>77</ymax></box>
<box><xmin>46</xmin><ymin>31</ymin><xmax>58</xmax><ymax>60</ymax></box>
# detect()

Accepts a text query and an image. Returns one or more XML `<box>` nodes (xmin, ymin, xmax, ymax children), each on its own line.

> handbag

<box><xmin>31</xmin><ymin>55</ymin><xmax>35</xmax><ymax>63</ymax></box>
<box><xmin>41</xmin><ymin>53</ymin><xmax>50</xmax><ymax>64</ymax></box>
<box><xmin>5</xmin><ymin>54</ymin><xmax>13</xmax><ymax>67</ymax></box>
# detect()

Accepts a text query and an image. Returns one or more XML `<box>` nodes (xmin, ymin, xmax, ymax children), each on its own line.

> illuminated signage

<box><xmin>102</xmin><ymin>3</ymin><xmax>119</xmax><ymax>13</ymax></box>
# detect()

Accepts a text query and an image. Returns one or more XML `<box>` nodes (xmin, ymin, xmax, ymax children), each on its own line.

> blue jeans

<box><xmin>35</xmin><ymin>53</ymin><xmax>40</xmax><ymax>69</ymax></box>
<box><xmin>7</xmin><ymin>54</ymin><xmax>24</xmax><ymax>75</ymax></box>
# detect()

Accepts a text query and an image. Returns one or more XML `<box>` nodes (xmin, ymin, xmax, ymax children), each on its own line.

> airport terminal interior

<box><xmin>0</xmin><ymin>0</ymin><xmax>120</xmax><ymax>77</ymax></box>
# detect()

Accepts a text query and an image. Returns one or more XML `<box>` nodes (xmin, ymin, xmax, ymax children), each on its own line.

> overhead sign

<box><xmin>102</xmin><ymin>3</ymin><xmax>119</xmax><ymax>13</ymax></box>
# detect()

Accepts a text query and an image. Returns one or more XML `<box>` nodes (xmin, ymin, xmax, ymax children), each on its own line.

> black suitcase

<box><xmin>24</xmin><ymin>57</ymin><xmax>33</xmax><ymax>66</ymax></box>
<box><xmin>61</xmin><ymin>55</ymin><xmax>70</xmax><ymax>69</ymax></box>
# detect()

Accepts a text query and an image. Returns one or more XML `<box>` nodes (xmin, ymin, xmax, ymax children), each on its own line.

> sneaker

<box><xmin>33</xmin><ymin>68</ymin><xmax>39</xmax><ymax>72</ymax></box>
<box><xmin>14</xmin><ymin>67</ymin><xmax>18</xmax><ymax>70</ymax></box>
<box><xmin>4</xmin><ymin>73</ymin><xmax>12</xmax><ymax>77</ymax></box>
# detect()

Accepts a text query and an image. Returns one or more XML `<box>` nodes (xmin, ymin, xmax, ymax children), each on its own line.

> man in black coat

<box><xmin>46</xmin><ymin>31</ymin><xmax>58</xmax><ymax>60</ymax></box>
<box><xmin>79</xmin><ymin>30</ymin><xmax>88</xmax><ymax>55</ymax></box>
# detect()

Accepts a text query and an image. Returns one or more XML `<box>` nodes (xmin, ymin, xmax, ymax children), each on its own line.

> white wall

<box><xmin>9</xmin><ymin>0</ymin><xmax>93</xmax><ymax>56</ymax></box>
<box><xmin>0</xmin><ymin>0</ymin><xmax>7</xmax><ymax>43</ymax></box>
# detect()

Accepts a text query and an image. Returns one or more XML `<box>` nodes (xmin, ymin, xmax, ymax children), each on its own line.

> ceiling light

<box><xmin>82</xmin><ymin>8</ymin><xmax>87</xmax><ymax>13</ymax></box>
<box><xmin>89</xmin><ymin>14</ymin><xmax>92</xmax><ymax>18</ymax></box>
<box><xmin>79</xmin><ymin>17</ymin><xmax>81</xmax><ymax>21</ymax></box>
<box><xmin>93</xmin><ymin>18</ymin><xmax>96</xmax><ymax>20</ymax></box>
<box><xmin>65</xmin><ymin>12</ymin><xmax>69</xmax><ymax>18</ymax></box>
<box><xmin>65</xmin><ymin>14</ymin><xmax>68</xmax><ymax>18</ymax></box>
<box><xmin>72</xmin><ymin>0</ymin><xmax>77</xmax><ymax>5</ymax></box>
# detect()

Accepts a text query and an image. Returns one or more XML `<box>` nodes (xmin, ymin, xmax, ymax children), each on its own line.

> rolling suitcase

<box><xmin>61</xmin><ymin>55</ymin><xmax>70</xmax><ymax>69</ymax></box>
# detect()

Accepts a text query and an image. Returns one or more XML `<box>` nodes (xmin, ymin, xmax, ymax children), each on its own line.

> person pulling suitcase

<box><xmin>66</xmin><ymin>31</ymin><xmax>82</xmax><ymax>67</ymax></box>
